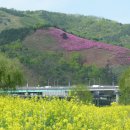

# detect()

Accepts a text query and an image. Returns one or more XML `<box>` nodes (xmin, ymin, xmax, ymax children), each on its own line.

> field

<box><xmin>1</xmin><ymin>96</ymin><xmax>130</xmax><ymax>130</ymax></box>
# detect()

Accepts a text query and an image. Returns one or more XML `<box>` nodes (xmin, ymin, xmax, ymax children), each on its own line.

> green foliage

<box><xmin>0</xmin><ymin>40</ymin><xmax>24</xmax><ymax>59</ymax></box>
<box><xmin>0</xmin><ymin>53</ymin><xmax>24</xmax><ymax>90</ymax></box>
<box><xmin>70</xmin><ymin>84</ymin><xmax>93</xmax><ymax>104</ymax></box>
<box><xmin>0</xmin><ymin>8</ymin><xmax>125</xmax><ymax>86</ymax></box>
<box><xmin>1</xmin><ymin>8</ymin><xmax>130</xmax><ymax>47</ymax></box>
<box><xmin>0</xmin><ymin>28</ymin><xmax>33</xmax><ymax>45</ymax></box>
<box><xmin>0</xmin><ymin>8</ymin><xmax>25</xmax><ymax>17</ymax></box>
<box><xmin>0</xmin><ymin>41</ymin><xmax>118</xmax><ymax>86</ymax></box>
<box><xmin>40</xmin><ymin>11</ymin><xmax>123</xmax><ymax>42</ymax></box>
<box><xmin>119</xmin><ymin>68</ymin><xmax>130</xmax><ymax>105</ymax></box>
<box><xmin>101</xmin><ymin>63</ymin><xmax>117</xmax><ymax>85</ymax></box>
<box><xmin>39</xmin><ymin>11</ymin><xmax>130</xmax><ymax>48</ymax></box>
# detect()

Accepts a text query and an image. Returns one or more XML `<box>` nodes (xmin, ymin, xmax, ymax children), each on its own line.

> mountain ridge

<box><xmin>1</xmin><ymin>7</ymin><xmax>130</xmax><ymax>48</ymax></box>
<box><xmin>23</xmin><ymin>27</ymin><xmax>130</xmax><ymax>66</ymax></box>
<box><xmin>0</xmin><ymin>8</ymin><xmax>130</xmax><ymax>85</ymax></box>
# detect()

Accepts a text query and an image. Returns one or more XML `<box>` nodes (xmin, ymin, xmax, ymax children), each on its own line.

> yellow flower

<box><xmin>67</xmin><ymin>123</ymin><xmax>73</xmax><ymax>130</ymax></box>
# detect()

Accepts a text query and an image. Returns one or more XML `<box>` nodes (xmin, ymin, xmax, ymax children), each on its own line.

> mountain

<box><xmin>0</xmin><ymin>8</ymin><xmax>130</xmax><ymax>85</ymax></box>
<box><xmin>1</xmin><ymin>8</ymin><xmax>130</xmax><ymax>48</ymax></box>
<box><xmin>23</xmin><ymin>27</ymin><xmax>130</xmax><ymax>66</ymax></box>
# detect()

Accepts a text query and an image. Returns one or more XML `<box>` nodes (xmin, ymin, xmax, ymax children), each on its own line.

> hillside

<box><xmin>0</xmin><ymin>8</ymin><xmax>130</xmax><ymax>86</ymax></box>
<box><xmin>23</xmin><ymin>27</ymin><xmax>130</xmax><ymax>66</ymax></box>
<box><xmin>0</xmin><ymin>8</ymin><xmax>130</xmax><ymax>48</ymax></box>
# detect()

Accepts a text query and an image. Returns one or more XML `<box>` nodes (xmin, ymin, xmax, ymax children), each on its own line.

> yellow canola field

<box><xmin>0</xmin><ymin>96</ymin><xmax>130</xmax><ymax>130</ymax></box>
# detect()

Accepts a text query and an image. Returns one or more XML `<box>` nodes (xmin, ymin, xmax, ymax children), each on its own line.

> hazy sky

<box><xmin>0</xmin><ymin>0</ymin><xmax>130</xmax><ymax>24</ymax></box>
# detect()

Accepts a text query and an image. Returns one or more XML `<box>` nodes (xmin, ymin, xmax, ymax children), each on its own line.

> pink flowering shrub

<box><xmin>49</xmin><ymin>27</ymin><xmax>130</xmax><ymax>64</ymax></box>
<box><xmin>49</xmin><ymin>28</ymin><xmax>130</xmax><ymax>55</ymax></box>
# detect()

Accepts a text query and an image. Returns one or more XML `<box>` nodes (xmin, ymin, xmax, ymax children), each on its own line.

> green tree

<box><xmin>70</xmin><ymin>84</ymin><xmax>93</xmax><ymax>104</ymax></box>
<box><xmin>0</xmin><ymin>54</ymin><xmax>24</xmax><ymax>90</ymax></box>
<box><xmin>119</xmin><ymin>68</ymin><xmax>130</xmax><ymax>105</ymax></box>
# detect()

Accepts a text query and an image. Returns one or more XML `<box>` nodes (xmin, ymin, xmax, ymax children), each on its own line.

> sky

<box><xmin>0</xmin><ymin>0</ymin><xmax>130</xmax><ymax>24</ymax></box>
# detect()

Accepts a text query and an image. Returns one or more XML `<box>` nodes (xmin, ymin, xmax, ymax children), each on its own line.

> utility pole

<box><xmin>93</xmin><ymin>78</ymin><xmax>95</xmax><ymax>85</ymax></box>
<box><xmin>89</xmin><ymin>79</ymin><xmax>91</xmax><ymax>86</ymax></box>
<box><xmin>56</xmin><ymin>80</ymin><xmax>58</xmax><ymax>87</ymax></box>
<box><xmin>27</xmin><ymin>80</ymin><xmax>28</xmax><ymax>88</ymax></box>
<box><xmin>112</xmin><ymin>81</ymin><xmax>114</xmax><ymax>86</ymax></box>
<box><xmin>48</xmin><ymin>79</ymin><xmax>50</xmax><ymax>86</ymax></box>
<box><xmin>99</xmin><ymin>78</ymin><xmax>101</xmax><ymax>85</ymax></box>
<box><xmin>68</xmin><ymin>80</ymin><xmax>71</xmax><ymax>87</ymax></box>
<box><xmin>54</xmin><ymin>80</ymin><xmax>55</xmax><ymax>87</ymax></box>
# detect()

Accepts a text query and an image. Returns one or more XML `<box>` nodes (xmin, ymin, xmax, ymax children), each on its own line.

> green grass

<box><xmin>23</xmin><ymin>29</ymin><xmax>61</xmax><ymax>52</ymax></box>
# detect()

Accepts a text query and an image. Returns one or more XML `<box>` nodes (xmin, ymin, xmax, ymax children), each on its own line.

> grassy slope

<box><xmin>23</xmin><ymin>29</ymin><xmax>62</xmax><ymax>52</ymax></box>
<box><xmin>0</xmin><ymin>10</ymin><xmax>23</xmax><ymax>31</ymax></box>
<box><xmin>22</xmin><ymin>27</ymin><xmax>130</xmax><ymax>67</ymax></box>
<box><xmin>0</xmin><ymin>9</ymin><xmax>46</xmax><ymax>31</ymax></box>
<box><xmin>1</xmin><ymin>8</ymin><xmax>130</xmax><ymax>48</ymax></box>
<box><xmin>1</xmin><ymin>8</ymin><xmax>130</xmax><ymax>85</ymax></box>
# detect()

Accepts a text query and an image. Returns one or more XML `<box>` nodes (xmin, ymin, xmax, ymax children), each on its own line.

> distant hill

<box><xmin>0</xmin><ymin>8</ymin><xmax>130</xmax><ymax>85</ymax></box>
<box><xmin>1</xmin><ymin>8</ymin><xmax>130</xmax><ymax>48</ymax></box>
<box><xmin>23</xmin><ymin>27</ymin><xmax>130</xmax><ymax>66</ymax></box>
